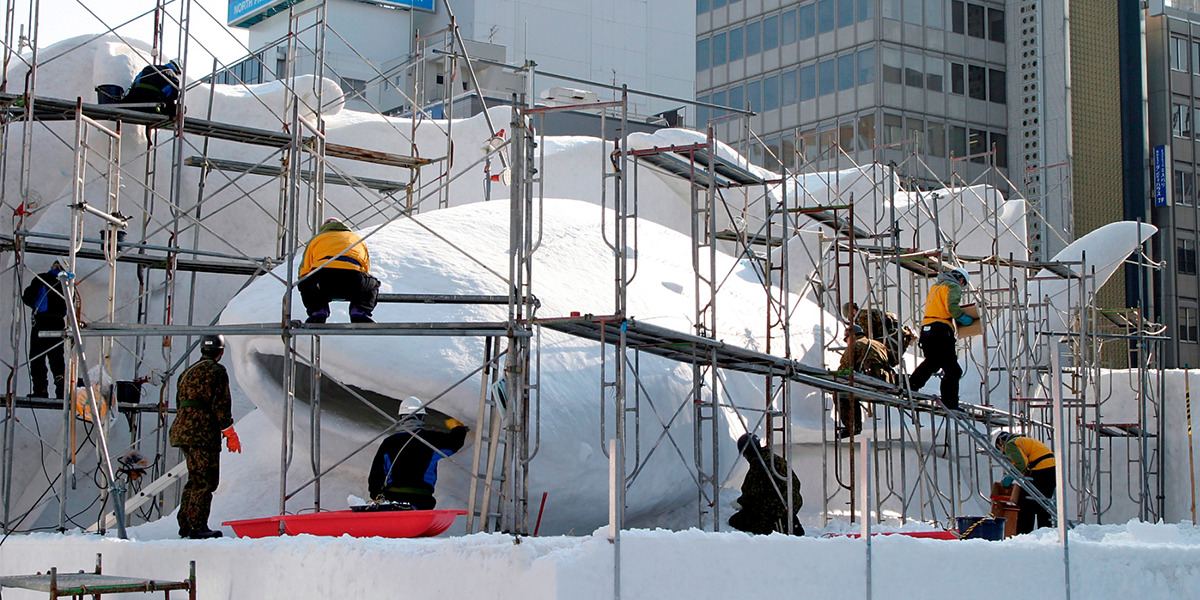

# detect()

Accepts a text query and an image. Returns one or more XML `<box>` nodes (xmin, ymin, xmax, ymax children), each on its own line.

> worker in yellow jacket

<box><xmin>908</xmin><ymin>267</ymin><xmax>973</xmax><ymax>409</ymax></box>
<box><xmin>298</xmin><ymin>218</ymin><xmax>380</xmax><ymax>323</ymax></box>
<box><xmin>993</xmin><ymin>431</ymin><xmax>1056</xmax><ymax>533</ymax></box>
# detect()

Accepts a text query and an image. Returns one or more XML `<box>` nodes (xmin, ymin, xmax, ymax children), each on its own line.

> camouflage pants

<box><xmin>177</xmin><ymin>445</ymin><xmax>220</xmax><ymax>532</ymax></box>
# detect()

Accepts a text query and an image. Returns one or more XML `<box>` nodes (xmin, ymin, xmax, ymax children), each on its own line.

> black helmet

<box><xmin>199</xmin><ymin>334</ymin><xmax>225</xmax><ymax>357</ymax></box>
<box><xmin>846</xmin><ymin>324</ymin><xmax>865</xmax><ymax>338</ymax></box>
<box><xmin>737</xmin><ymin>433</ymin><xmax>761</xmax><ymax>455</ymax></box>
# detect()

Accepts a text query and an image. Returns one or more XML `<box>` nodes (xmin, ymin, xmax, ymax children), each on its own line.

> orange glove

<box><xmin>222</xmin><ymin>426</ymin><xmax>242</xmax><ymax>453</ymax></box>
<box><xmin>445</xmin><ymin>418</ymin><xmax>466</xmax><ymax>430</ymax></box>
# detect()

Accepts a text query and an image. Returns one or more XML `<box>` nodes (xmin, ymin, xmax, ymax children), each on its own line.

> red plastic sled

<box><xmin>223</xmin><ymin>509</ymin><xmax>466</xmax><ymax>539</ymax></box>
<box><xmin>838</xmin><ymin>530</ymin><xmax>959</xmax><ymax>540</ymax></box>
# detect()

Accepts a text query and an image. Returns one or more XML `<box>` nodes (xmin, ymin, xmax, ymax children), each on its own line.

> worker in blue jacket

<box><xmin>368</xmin><ymin>397</ymin><xmax>469</xmax><ymax>510</ymax></box>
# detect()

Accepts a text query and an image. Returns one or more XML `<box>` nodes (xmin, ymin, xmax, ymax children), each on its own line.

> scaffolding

<box><xmin>0</xmin><ymin>0</ymin><xmax>1169</xmax><ymax>551</ymax></box>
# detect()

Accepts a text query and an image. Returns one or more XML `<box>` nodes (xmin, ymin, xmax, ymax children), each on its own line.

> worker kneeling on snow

<box><xmin>728</xmin><ymin>433</ymin><xmax>804</xmax><ymax>536</ymax></box>
<box><xmin>368</xmin><ymin>397</ymin><xmax>469</xmax><ymax>510</ymax></box>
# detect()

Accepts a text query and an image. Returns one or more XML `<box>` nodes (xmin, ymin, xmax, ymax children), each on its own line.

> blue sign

<box><xmin>228</xmin><ymin>0</ymin><xmax>288</xmax><ymax>27</ymax></box>
<box><xmin>364</xmin><ymin>0</ymin><xmax>436</xmax><ymax>10</ymax></box>
<box><xmin>1153</xmin><ymin>145</ymin><xmax>1168</xmax><ymax>207</ymax></box>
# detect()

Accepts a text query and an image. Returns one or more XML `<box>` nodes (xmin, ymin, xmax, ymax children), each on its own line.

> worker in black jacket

<box><xmin>368</xmin><ymin>397</ymin><xmax>469</xmax><ymax>510</ymax></box>
<box><xmin>21</xmin><ymin>260</ymin><xmax>67</xmax><ymax>398</ymax></box>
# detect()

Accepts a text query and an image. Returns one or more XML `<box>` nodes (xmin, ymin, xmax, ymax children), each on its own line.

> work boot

<box><xmin>349</xmin><ymin>308</ymin><xmax>374</xmax><ymax>324</ymax></box>
<box><xmin>31</xmin><ymin>387</ymin><xmax>48</xmax><ymax>398</ymax></box>
<box><xmin>305</xmin><ymin>309</ymin><xmax>329</xmax><ymax>324</ymax></box>
<box><xmin>182</xmin><ymin>528</ymin><xmax>222</xmax><ymax>539</ymax></box>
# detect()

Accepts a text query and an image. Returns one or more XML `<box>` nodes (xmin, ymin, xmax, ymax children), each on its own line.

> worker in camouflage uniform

<box><xmin>836</xmin><ymin>325</ymin><xmax>895</xmax><ymax>439</ymax></box>
<box><xmin>728</xmin><ymin>433</ymin><xmax>804</xmax><ymax>536</ymax></box>
<box><xmin>170</xmin><ymin>334</ymin><xmax>240</xmax><ymax>539</ymax></box>
<box><xmin>842</xmin><ymin>301</ymin><xmax>916</xmax><ymax>367</ymax></box>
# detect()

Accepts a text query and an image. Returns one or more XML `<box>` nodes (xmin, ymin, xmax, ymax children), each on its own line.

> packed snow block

<box><xmin>956</xmin><ymin>304</ymin><xmax>983</xmax><ymax>338</ymax></box>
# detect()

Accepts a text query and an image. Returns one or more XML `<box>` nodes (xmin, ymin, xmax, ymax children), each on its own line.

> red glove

<box><xmin>222</xmin><ymin>426</ymin><xmax>242</xmax><ymax>453</ymax></box>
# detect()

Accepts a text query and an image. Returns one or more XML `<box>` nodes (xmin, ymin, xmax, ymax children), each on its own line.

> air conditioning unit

<box><xmin>540</xmin><ymin>86</ymin><xmax>600</xmax><ymax>106</ymax></box>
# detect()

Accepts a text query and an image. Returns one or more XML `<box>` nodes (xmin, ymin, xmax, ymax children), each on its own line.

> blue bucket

<box><xmin>956</xmin><ymin>516</ymin><xmax>1006</xmax><ymax>540</ymax></box>
<box><xmin>95</xmin><ymin>84</ymin><xmax>125</xmax><ymax>104</ymax></box>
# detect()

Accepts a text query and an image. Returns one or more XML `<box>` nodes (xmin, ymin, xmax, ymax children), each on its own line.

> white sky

<box><xmin>15</xmin><ymin>0</ymin><xmax>249</xmax><ymax>76</ymax></box>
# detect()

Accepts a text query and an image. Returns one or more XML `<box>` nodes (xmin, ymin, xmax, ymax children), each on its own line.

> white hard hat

<box><xmin>951</xmin><ymin>267</ymin><xmax>970</xmax><ymax>285</ymax></box>
<box><xmin>990</xmin><ymin>429</ymin><xmax>1012</xmax><ymax>448</ymax></box>
<box><xmin>398</xmin><ymin>396</ymin><xmax>426</xmax><ymax>417</ymax></box>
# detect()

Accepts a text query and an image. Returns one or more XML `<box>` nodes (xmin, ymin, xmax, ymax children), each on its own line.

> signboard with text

<box><xmin>1153</xmin><ymin>145</ymin><xmax>1169</xmax><ymax>207</ymax></box>
<box><xmin>230</xmin><ymin>0</ymin><xmax>434</xmax><ymax>28</ymax></box>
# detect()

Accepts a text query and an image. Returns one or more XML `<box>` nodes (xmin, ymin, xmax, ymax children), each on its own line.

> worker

<box><xmin>728</xmin><ymin>433</ymin><xmax>804</xmax><ymax>536</ymax></box>
<box><xmin>835</xmin><ymin>324</ymin><xmax>895</xmax><ymax>439</ymax></box>
<box><xmin>21</xmin><ymin>260</ymin><xmax>67</xmax><ymax>398</ymax></box>
<box><xmin>298</xmin><ymin>217</ymin><xmax>380</xmax><ymax>323</ymax></box>
<box><xmin>907</xmin><ymin>267</ymin><xmax>973</xmax><ymax>410</ymax></box>
<box><xmin>368</xmin><ymin>397</ymin><xmax>469</xmax><ymax>510</ymax></box>
<box><xmin>120</xmin><ymin>60</ymin><xmax>182</xmax><ymax>119</ymax></box>
<box><xmin>169</xmin><ymin>334</ymin><xmax>240</xmax><ymax>539</ymax></box>
<box><xmin>992</xmin><ymin>431</ymin><xmax>1056</xmax><ymax>533</ymax></box>
<box><xmin>841</xmin><ymin>301</ymin><xmax>916</xmax><ymax>367</ymax></box>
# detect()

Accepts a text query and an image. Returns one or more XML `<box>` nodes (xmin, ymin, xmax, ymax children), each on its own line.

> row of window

<box><xmin>1168</xmin><ymin>35</ymin><xmax>1200</xmax><ymax>75</ymax></box>
<box><xmin>882</xmin><ymin>49</ymin><xmax>1006</xmax><ymax>104</ymax></box>
<box><xmin>949</xmin><ymin>1</ymin><xmax>1005</xmax><ymax>42</ymax></box>
<box><xmin>1169</xmin><ymin>102</ymin><xmax>1200</xmax><ymax>138</ymax></box>
<box><xmin>721</xmin><ymin>113</ymin><xmax>1007</xmax><ymax>170</ymax></box>
<box><xmin>697</xmin><ymin>1</ymin><xmax>873</xmax><ymax>71</ymax></box>
<box><xmin>1175</xmin><ymin>168</ymin><xmax>1196</xmax><ymax>206</ymax></box>
<box><xmin>1180</xmin><ymin>237</ymin><xmax>1198</xmax><ymax>275</ymax></box>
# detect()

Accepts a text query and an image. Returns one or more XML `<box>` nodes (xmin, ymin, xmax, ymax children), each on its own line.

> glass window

<box><xmin>819</xmin><ymin>127</ymin><xmax>838</xmax><ymax>155</ymax></box>
<box><xmin>781</xmin><ymin>137</ymin><xmax>796</xmax><ymax>170</ymax></box>
<box><xmin>764</xmin><ymin>15</ymin><xmax>780</xmax><ymax>49</ymax></box>
<box><xmin>1180</xmin><ymin>307</ymin><xmax>1199</xmax><ymax>343</ymax></box>
<box><xmin>838</xmin><ymin>0</ymin><xmax>856</xmax><ymax>28</ymax></box>
<box><xmin>1179</xmin><ymin>238</ymin><xmax>1198</xmax><ymax>275</ymax></box>
<box><xmin>903</xmin><ymin>0</ymin><xmax>921</xmax><ymax>25</ymax></box>
<box><xmin>838</xmin><ymin>54</ymin><xmax>856</xmax><ymax>91</ymax></box>
<box><xmin>1175</xmin><ymin>168</ymin><xmax>1195</xmax><ymax>206</ymax></box>
<box><xmin>858</xmin><ymin>48</ymin><xmax>875</xmax><ymax>85</ymax></box>
<box><xmin>750</xmin><ymin>144</ymin><xmax>765</xmax><ymax>167</ymax></box>
<box><xmin>819</xmin><ymin>0</ymin><xmax>836</xmax><ymax>33</ymax></box>
<box><xmin>697</xmin><ymin>38</ymin><xmax>710</xmax><ymax>71</ymax></box>
<box><xmin>745</xmin><ymin>79</ymin><xmax>762</xmax><ymax>111</ymax></box>
<box><xmin>782</xmin><ymin>69</ymin><xmax>798</xmax><ymax>105</ymax></box>
<box><xmin>712</xmin><ymin>91</ymin><xmax>727</xmax><ymax>117</ymax></box>
<box><xmin>1193</xmin><ymin>41</ymin><xmax>1200</xmax><ymax>75</ymax></box>
<box><xmin>819</xmin><ymin>59</ymin><xmax>836</xmax><ymax>95</ymax></box>
<box><xmin>800</xmin><ymin>64</ymin><xmax>817</xmax><ymax>101</ymax></box>
<box><xmin>764</xmin><ymin>74</ymin><xmax>780</xmax><ymax>110</ymax></box>
<box><xmin>905</xmin><ymin>117</ymin><xmax>924</xmax><ymax>149</ymax></box>
<box><xmin>950</xmin><ymin>125</ymin><xmax>967</xmax><ymax>156</ymax></box>
<box><xmin>728</xmin><ymin>85</ymin><xmax>745</xmax><ymax>111</ymax></box>
<box><xmin>782</xmin><ymin>9</ymin><xmax>798</xmax><ymax>45</ymax></box>
<box><xmin>1172</xmin><ymin>36</ymin><xmax>1189</xmax><ymax>72</ymax></box>
<box><xmin>927</xmin><ymin>121</ymin><xmax>946</xmax><ymax>157</ymax></box>
<box><xmin>713</xmin><ymin>32</ymin><xmax>727</xmax><ymax>66</ymax></box>
<box><xmin>968</xmin><ymin>65</ymin><xmax>986</xmax><ymax>100</ymax></box>
<box><xmin>882</xmin><ymin>0</ymin><xmax>900</xmax><ymax>20</ymax></box>
<box><xmin>883</xmin><ymin>113</ymin><xmax>904</xmax><ymax>145</ymax></box>
<box><xmin>1174</xmin><ymin>103</ymin><xmax>1193</xmax><ymax>138</ymax></box>
<box><xmin>858</xmin><ymin>114</ymin><xmax>876</xmax><ymax>149</ymax></box>
<box><xmin>968</xmin><ymin>128</ymin><xmax>986</xmax><ymax>161</ymax></box>
<box><xmin>967</xmin><ymin>3</ymin><xmax>985</xmax><ymax>38</ymax></box>
<box><xmin>695</xmin><ymin>96</ymin><xmax>710</xmax><ymax>126</ymax></box>
<box><xmin>988</xmin><ymin>68</ymin><xmax>1006</xmax><ymax>104</ymax></box>
<box><xmin>926</xmin><ymin>0</ymin><xmax>944</xmax><ymax>29</ymax></box>
<box><xmin>951</xmin><ymin>62</ymin><xmax>964</xmax><ymax>94</ymax></box>
<box><xmin>840</xmin><ymin>121</ymin><xmax>856</xmax><ymax>151</ymax></box>
<box><xmin>746</xmin><ymin>21</ymin><xmax>762</xmax><ymax>56</ymax></box>
<box><xmin>926</xmin><ymin>56</ymin><xmax>944</xmax><ymax>91</ymax></box>
<box><xmin>800</xmin><ymin>129</ymin><xmax>817</xmax><ymax>160</ymax></box>
<box><xmin>766</xmin><ymin>139</ymin><xmax>781</xmax><ymax>171</ymax></box>
<box><xmin>990</xmin><ymin>131</ymin><xmax>1007</xmax><ymax>167</ymax></box>
<box><xmin>858</xmin><ymin>0</ymin><xmax>873</xmax><ymax>21</ymax></box>
<box><xmin>729</xmin><ymin>27</ymin><xmax>744</xmax><ymax>62</ymax></box>
<box><xmin>714</xmin><ymin>0</ymin><xmax>726</xmax><ymax>8</ymax></box>
<box><xmin>904</xmin><ymin>52</ymin><xmax>923</xmax><ymax>87</ymax></box>
<box><xmin>698</xmin><ymin>0</ymin><xmax>710</xmax><ymax>14</ymax></box>
<box><xmin>951</xmin><ymin>0</ymin><xmax>965</xmax><ymax>34</ymax></box>
<box><xmin>882</xmin><ymin>47</ymin><xmax>902</xmax><ymax>84</ymax></box>
<box><xmin>987</xmin><ymin>8</ymin><xmax>1005</xmax><ymax>43</ymax></box>
<box><xmin>799</xmin><ymin>5</ymin><xmax>816</xmax><ymax>39</ymax></box>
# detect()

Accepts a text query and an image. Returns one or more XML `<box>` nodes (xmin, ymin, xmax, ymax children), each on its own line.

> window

<box><xmin>906</xmin><ymin>117</ymin><xmax>925</xmax><ymax>149</ymax></box>
<box><xmin>745</xmin><ymin>79</ymin><xmax>762</xmax><ymax>111</ymax></box>
<box><xmin>1178</xmin><ymin>238</ymin><xmax>1197</xmax><ymax>275</ymax></box>
<box><xmin>764</xmin><ymin>15</ymin><xmax>780</xmax><ymax>49</ymax></box>
<box><xmin>882</xmin><ymin>48</ymin><xmax>902</xmax><ymax>84</ymax></box>
<box><xmin>926</xmin><ymin>0</ymin><xmax>943</xmax><ymax>29</ymax></box>
<box><xmin>881</xmin><ymin>0</ymin><xmax>900</xmax><ymax>20</ymax></box>
<box><xmin>1175</xmin><ymin>168</ymin><xmax>1195</xmax><ymax>206</ymax></box>
<box><xmin>1172</xmin><ymin>36</ymin><xmax>1190</xmax><ymax>72</ymax></box>
<box><xmin>728</xmin><ymin>85</ymin><xmax>744</xmax><ymax>111</ymax></box>
<box><xmin>949</xmin><ymin>125</ymin><xmax>967</xmax><ymax>156</ymax></box>
<box><xmin>698</xmin><ymin>0</ymin><xmax>710</xmax><ymax>14</ymax></box>
<box><xmin>840</xmin><ymin>121</ymin><xmax>856</xmax><ymax>151</ymax></box>
<box><xmin>746</xmin><ymin>21</ymin><xmax>762</xmax><ymax>56</ymax></box>
<box><xmin>926</xmin><ymin>56</ymin><xmax>944</xmax><ymax>92</ymax></box>
<box><xmin>990</xmin><ymin>131</ymin><xmax>1008</xmax><ymax>167</ymax></box>
<box><xmin>968</xmin><ymin>128</ymin><xmax>986</xmax><ymax>161</ymax></box>
<box><xmin>729</xmin><ymin>27</ymin><xmax>744</xmax><ymax>62</ymax></box>
<box><xmin>858</xmin><ymin>48</ymin><xmax>875</xmax><ymax>85</ymax></box>
<box><xmin>819</xmin><ymin>127</ymin><xmax>839</xmax><ymax>155</ymax></box>
<box><xmin>988</xmin><ymin>68</ymin><xmax>1006</xmax><ymax>104</ymax></box>
<box><xmin>883</xmin><ymin>113</ymin><xmax>904</xmax><ymax>145</ymax></box>
<box><xmin>764</xmin><ymin>74</ymin><xmax>780</xmax><ymax>110</ymax></box>
<box><xmin>858</xmin><ymin>0</ymin><xmax>873</xmax><ymax>22</ymax></box>
<box><xmin>967</xmin><ymin>3</ymin><xmax>985</xmax><ymax>38</ymax></box>
<box><xmin>838</xmin><ymin>0</ymin><xmax>856</xmax><ymax>28</ymax></box>
<box><xmin>951</xmin><ymin>0</ymin><xmax>965</xmax><ymax>34</ymax></box>
<box><xmin>782</xmin><ymin>9</ymin><xmax>798</xmax><ymax>45</ymax></box>
<box><xmin>800</xmin><ymin>64</ymin><xmax>817</xmax><ymax>101</ymax></box>
<box><xmin>714</xmin><ymin>0</ymin><xmax>726</xmax><ymax>8</ymax></box>
<box><xmin>695</xmin><ymin>96</ymin><xmax>710</xmax><ymax>126</ymax></box>
<box><xmin>712</xmin><ymin>91</ymin><xmax>727</xmax><ymax>117</ymax></box>
<box><xmin>903</xmin><ymin>0</ymin><xmax>921</xmax><ymax>25</ymax></box>
<box><xmin>928</xmin><ymin>121</ymin><xmax>946</xmax><ymax>157</ymax></box>
<box><xmin>799</xmin><ymin>5</ymin><xmax>816</xmax><ymax>39</ymax></box>
<box><xmin>1181</xmin><ymin>306</ymin><xmax>1199</xmax><ymax>343</ymax></box>
<box><xmin>839</xmin><ymin>54</ymin><xmax>856</xmax><ymax>91</ymax></box>
<box><xmin>819</xmin><ymin>0</ymin><xmax>836</xmax><ymax>33</ymax></box>
<box><xmin>781</xmin><ymin>137</ymin><xmax>797</xmax><ymax>169</ymax></box>
<box><xmin>697</xmin><ymin>38</ymin><xmax>710</xmax><ymax>71</ymax></box>
<box><xmin>782</xmin><ymin>69</ymin><xmax>798</xmax><ymax>105</ymax></box>
<box><xmin>713</xmin><ymin>32</ymin><xmax>727</xmax><ymax>66</ymax></box>
<box><xmin>968</xmin><ymin>65</ymin><xmax>986</xmax><ymax>100</ymax></box>
<box><xmin>987</xmin><ymin>8</ymin><xmax>1005</xmax><ymax>43</ymax></box>
<box><xmin>858</xmin><ymin>114</ymin><xmax>876</xmax><ymax>149</ymax></box>
<box><xmin>765</xmin><ymin>138</ymin><xmax>781</xmax><ymax>171</ymax></box>
<box><xmin>819</xmin><ymin>59</ymin><xmax>836</xmax><ymax>95</ymax></box>
<box><xmin>800</xmin><ymin>129</ymin><xmax>817</xmax><ymax>159</ymax></box>
<box><xmin>1174</xmin><ymin>103</ymin><xmax>1193</xmax><ymax>138</ymax></box>
<box><xmin>904</xmin><ymin>52</ymin><xmax>923</xmax><ymax>87</ymax></box>
<box><xmin>951</xmin><ymin>62</ymin><xmax>964</xmax><ymax>94</ymax></box>
<box><xmin>340</xmin><ymin>77</ymin><xmax>367</xmax><ymax>102</ymax></box>
<box><xmin>1194</xmin><ymin>40</ymin><xmax>1200</xmax><ymax>75</ymax></box>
